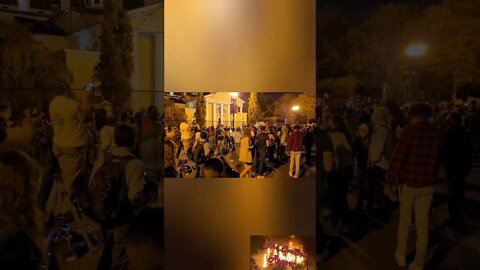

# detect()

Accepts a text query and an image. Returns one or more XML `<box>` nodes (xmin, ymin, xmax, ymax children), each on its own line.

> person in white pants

<box><xmin>286</xmin><ymin>125</ymin><xmax>304</xmax><ymax>178</ymax></box>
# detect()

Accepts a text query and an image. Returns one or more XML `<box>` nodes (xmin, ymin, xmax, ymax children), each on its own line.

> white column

<box><xmin>205</xmin><ymin>102</ymin><xmax>209</xmax><ymax>126</ymax></box>
<box><xmin>240</xmin><ymin>103</ymin><xmax>243</xmax><ymax>126</ymax></box>
<box><xmin>130</xmin><ymin>31</ymin><xmax>140</xmax><ymax>111</ymax></box>
<box><xmin>227</xmin><ymin>104</ymin><xmax>231</xmax><ymax>126</ymax></box>
<box><xmin>220</xmin><ymin>104</ymin><xmax>224</xmax><ymax>125</ymax></box>
<box><xmin>212</xmin><ymin>103</ymin><xmax>216</xmax><ymax>127</ymax></box>
<box><xmin>154</xmin><ymin>32</ymin><xmax>164</xmax><ymax>112</ymax></box>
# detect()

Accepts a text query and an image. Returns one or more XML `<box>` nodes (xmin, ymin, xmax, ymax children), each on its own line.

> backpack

<box><xmin>193</xmin><ymin>141</ymin><xmax>207</xmax><ymax>164</ymax></box>
<box><xmin>88</xmin><ymin>154</ymin><xmax>134</xmax><ymax>223</ymax></box>
<box><xmin>329</xmin><ymin>130</ymin><xmax>354</xmax><ymax>170</ymax></box>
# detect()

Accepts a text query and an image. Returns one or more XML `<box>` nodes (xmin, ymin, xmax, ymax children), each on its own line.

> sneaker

<box><xmin>293</xmin><ymin>176</ymin><xmax>299</xmax><ymax>179</ymax></box>
<box><xmin>408</xmin><ymin>262</ymin><xmax>423</xmax><ymax>270</ymax></box>
<box><xmin>289</xmin><ymin>173</ymin><xmax>293</xmax><ymax>177</ymax></box>
<box><xmin>257</xmin><ymin>175</ymin><xmax>265</xmax><ymax>178</ymax></box>
<box><xmin>394</xmin><ymin>252</ymin><xmax>407</xmax><ymax>267</ymax></box>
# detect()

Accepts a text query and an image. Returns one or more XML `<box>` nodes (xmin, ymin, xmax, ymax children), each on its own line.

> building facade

<box><xmin>0</xmin><ymin>0</ymin><xmax>164</xmax><ymax>112</ymax></box>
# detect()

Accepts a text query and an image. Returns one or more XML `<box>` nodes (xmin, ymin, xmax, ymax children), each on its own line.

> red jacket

<box><xmin>386</xmin><ymin>122</ymin><xmax>441</xmax><ymax>187</ymax></box>
<box><xmin>287</xmin><ymin>131</ymin><xmax>304</xmax><ymax>152</ymax></box>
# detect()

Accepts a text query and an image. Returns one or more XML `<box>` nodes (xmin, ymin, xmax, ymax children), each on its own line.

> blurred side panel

<box><xmin>165</xmin><ymin>0</ymin><xmax>315</xmax><ymax>92</ymax></box>
<box><xmin>164</xmin><ymin>178</ymin><xmax>315</xmax><ymax>270</ymax></box>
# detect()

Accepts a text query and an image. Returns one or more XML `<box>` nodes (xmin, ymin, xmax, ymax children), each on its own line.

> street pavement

<box><xmin>222</xmin><ymin>148</ymin><xmax>316</xmax><ymax>178</ymax></box>
<box><xmin>317</xmin><ymin>162</ymin><xmax>480</xmax><ymax>270</ymax></box>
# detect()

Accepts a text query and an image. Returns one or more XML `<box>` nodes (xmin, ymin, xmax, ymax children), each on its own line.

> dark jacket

<box><xmin>0</xmin><ymin>227</ymin><xmax>41</xmax><ymax>270</ymax></box>
<box><xmin>444</xmin><ymin>124</ymin><xmax>472</xmax><ymax>174</ymax></box>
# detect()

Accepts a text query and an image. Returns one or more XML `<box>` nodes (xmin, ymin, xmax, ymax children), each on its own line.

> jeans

<box><xmin>327</xmin><ymin>168</ymin><xmax>353</xmax><ymax>223</ymax></box>
<box><xmin>396</xmin><ymin>185</ymin><xmax>434</xmax><ymax>268</ymax></box>
<box><xmin>257</xmin><ymin>148</ymin><xmax>268</xmax><ymax>175</ymax></box>
<box><xmin>305</xmin><ymin>145</ymin><xmax>312</xmax><ymax>164</ymax></box>
<box><xmin>98</xmin><ymin>224</ymin><xmax>129</xmax><ymax>270</ymax></box>
<box><xmin>289</xmin><ymin>151</ymin><xmax>302</xmax><ymax>177</ymax></box>
<box><xmin>446</xmin><ymin>170</ymin><xmax>468</xmax><ymax>226</ymax></box>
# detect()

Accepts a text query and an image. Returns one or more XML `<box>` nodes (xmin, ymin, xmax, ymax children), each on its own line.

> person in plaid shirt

<box><xmin>287</xmin><ymin>125</ymin><xmax>304</xmax><ymax>178</ymax></box>
<box><xmin>386</xmin><ymin>103</ymin><xmax>441</xmax><ymax>270</ymax></box>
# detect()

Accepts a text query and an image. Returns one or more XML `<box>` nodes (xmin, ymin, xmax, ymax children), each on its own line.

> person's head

<box><xmin>293</xmin><ymin>125</ymin><xmax>301</xmax><ymax>131</ymax></box>
<box><xmin>29</xmin><ymin>110</ymin><xmax>44</xmax><ymax>128</ymax></box>
<box><xmin>53</xmin><ymin>80</ymin><xmax>72</xmax><ymax>97</ymax></box>
<box><xmin>145</xmin><ymin>122</ymin><xmax>162</xmax><ymax>139</ymax></box>
<box><xmin>371</xmin><ymin>106</ymin><xmax>392</xmax><ymax>127</ymax></box>
<box><xmin>324</xmin><ymin>114</ymin><xmax>338</xmax><ymax>129</ymax></box>
<box><xmin>147</xmin><ymin>106</ymin><xmax>159</xmax><ymax>120</ymax></box>
<box><xmin>114</xmin><ymin>124</ymin><xmax>136</xmax><ymax>148</ymax></box>
<box><xmin>165</xmin><ymin>127</ymin><xmax>176</xmax><ymax>139</ymax></box>
<box><xmin>453</xmin><ymin>99</ymin><xmax>464</xmax><ymax>113</ymax></box>
<box><xmin>447</xmin><ymin>112</ymin><xmax>462</xmax><ymax>126</ymax></box>
<box><xmin>236</xmin><ymin>128</ymin><xmax>240</xmax><ymax>132</ymax></box>
<box><xmin>126</xmin><ymin>207</ymin><xmax>164</xmax><ymax>270</ymax></box>
<box><xmin>242</xmin><ymin>128</ymin><xmax>252</xmax><ymax>139</ymax></box>
<box><xmin>0</xmin><ymin>105</ymin><xmax>12</xmax><ymax>121</ymax></box>
<box><xmin>259</xmin><ymin>126</ymin><xmax>266</xmax><ymax>133</ymax></box>
<box><xmin>140</xmin><ymin>107</ymin><xmax>146</xmax><ymax>114</ymax></box>
<box><xmin>204</xmin><ymin>158</ymin><xmax>224</xmax><ymax>178</ymax></box>
<box><xmin>200</xmin><ymin>131</ymin><xmax>208</xmax><ymax>140</ymax></box>
<box><xmin>0</xmin><ymin>150</ymin><xmax>43</xmax><ymax>249</ymax></box>
<box><xmin>408</xmin><ymin>103</ymin><xmax>433</xmax><ymax>123</ymax></box>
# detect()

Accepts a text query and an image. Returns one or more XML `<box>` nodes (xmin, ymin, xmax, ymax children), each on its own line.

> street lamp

<box><xmin>406</xmin><ymin>43</ymin><xmax>428</xmax><ymax>101</ymax></box>
<box><xmin>406</xmin><ymin>43</ymin><xmax>428</xmax><ymax>58</ymax></box>
<box><xmin>230</xmin><ymin>92</ymin><xmax>238</xmax><ymax>128</ymax></box>
<box><xmin>291</xmin><ymin>105</ymin><xmax>300</xmax><ymax>124</ymax></box>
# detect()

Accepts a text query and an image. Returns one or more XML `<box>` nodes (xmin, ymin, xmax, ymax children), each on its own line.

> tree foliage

<box><xmin>414</xmin><ymin>0</ymin><xmax>480</xmax><ymax>100</ymax></box>
<box><xmin>317</xmin><ymin>0</ymin><xmax>480</xmax><ymax>102</ymax></box>
<box><xmin>343</xmin><ymin>4</ymin><xmax>419</xmax><ymax>99</ymax></box>
<box><xmin>247</xmin><ymin>92</ymin><xmax>261</xmax><ymax>125</ymax></box>
<box><xmin>95</xmin><ymin>0</ymin><xmax>134</xmax><ymax>115</ymax></box>
<box><xmin>194</xmin><ymin>93</ymin><xmax>206</xmax><ymax>128</ymax></box>
<box><xmin>271</xmin><ymin>93</ymin><xmax>316</xmax><ymax>124</ymax></box>
<box><xmin>164</xmin><ymin>98</ymin><xmax>187</xmax><ymax>128</ymax></box>
<box><xmin>0</xmin><ymin>21</ymin><xmax>71</xmax><ymax>110</ymax></box>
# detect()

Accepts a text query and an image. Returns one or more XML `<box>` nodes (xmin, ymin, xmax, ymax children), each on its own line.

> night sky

<box><xmin>318</xmin><ymin>0</ymin><xmax>442</xmax><ymax>23</ymax></box>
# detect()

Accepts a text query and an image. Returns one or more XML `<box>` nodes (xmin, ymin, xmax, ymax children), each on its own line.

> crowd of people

<box><xmin>163</xmin><ymin>121</ymin><xmax>315</xmax><ymax>178</ymax></box>
<box><xmin>0</xmin><ymin>84</ymin><xmax>164</xmax><ymax>269</ymax></box>
<box><xmin>317</xmin><ymin>97</ymin><xmax>480</xmax><ymax>270</ymax></box>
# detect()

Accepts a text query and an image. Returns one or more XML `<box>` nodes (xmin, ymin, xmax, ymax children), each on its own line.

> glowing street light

<box><xmin>406</xmin><ymin>43</ymin><xmax>428</xmax><ymax>58</ymax></box>
<box><xmin>230</xmin><ymin>92</ymin><xmax>239</xmax><ymax>128</ymax></box>
<box><xmin>292</xmin><ymin>105</ymin><xmax>300</xmax><ymax>111</ymax></box>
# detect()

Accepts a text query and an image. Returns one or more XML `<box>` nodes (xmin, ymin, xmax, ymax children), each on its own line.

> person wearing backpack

<box><xmin>325</xmin><ymin>114</ymin><xmax>354</xmax><ymax>228</ymax></box>
<box><xmin>89</xmin><ymin>124</ymin><xmax>147</xmax><ymax>270</ymax></box>
<box><xmin>367</xmin><ymin>106</ymin><xmax>394</xmax><ymax>215</ymax></box>
<box><xmin>192</xmin><ymin>131</ymin><xmax>211</xmax><ymax>177</ymax></box>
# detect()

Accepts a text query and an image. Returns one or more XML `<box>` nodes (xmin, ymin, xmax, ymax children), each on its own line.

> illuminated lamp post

<box><xmin>230</xmin><ymin>92</ymin><xmax>238</xmax><ymax>128</ymax></box>
<box><xmin>406</xmin><ymin>43</ymin><xmax>428</xmax><ymax>101</ymax></box>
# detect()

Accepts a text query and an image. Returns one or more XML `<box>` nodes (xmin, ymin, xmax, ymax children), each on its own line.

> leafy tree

<box><xmin>343</xmin><ymin>4</ymin><xmax>419</xmax><ymax>100</ymax></box>
<box><xmin>318</xmin><ymin>76</ymin><xmax>358</xmax><ymax>106</ymax></box>
<box><xmin>292</xmin><ymin>93</ymin><xmax>316</xmax><ymax>123</ymax></box>
<box><xmin>0</xmin><ymin>21</ymin><xmax>71</xmax><ymax>111</ymax></box>
<box><xmin>414</xmin><ymin>0</ymin><xmax>480</xmax><ymax>100</ymax></box>
<box><xmin>247</xmin><ymin>93</ymin><xmax>261</xmax><ymax>125</ymax></box>
<box><xmin>95</xmin><ymin>0</ymin><xmax>134</xmax><ymax>115</ymax></box>
<box><xmin>272</xmin><ymin>94</ymin><xmax>297</xmax><ymax>121</ymax></box>
<box><xmin>164</xmin><ymin>98</ymin><xmax>187</xmax><ymax>128</ymax></box>
<box><xmin>194</xmin><ymin>93</ymin><xmax>206</xmax><ymax>128</ymax></box>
